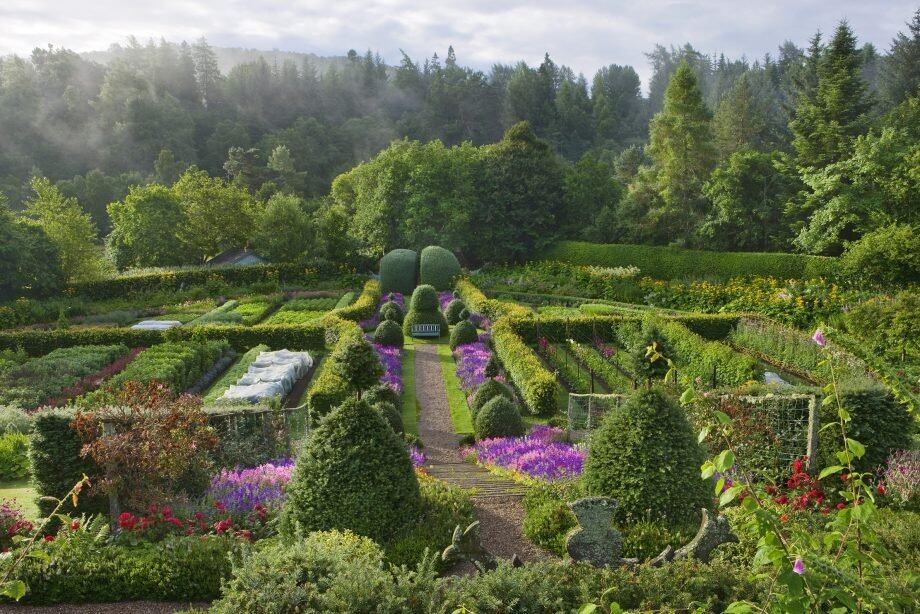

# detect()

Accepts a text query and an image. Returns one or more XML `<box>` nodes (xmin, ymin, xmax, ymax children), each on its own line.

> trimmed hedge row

<box><xmin>61</xmin><ymin>263</ymin><xmax>329</xmax><ymax>300</ymax></box>
<box><xmin>456</xmin><ymin>279</ymin><xmax>532</xmax><ymax>322</ymax></box>
<box><xmin>104</xmin><ymin>340</ymin><xmax>230</xmax><ymax>393</ymax></box>
<box><xmin>333</xmin><ymin>279</ymin><xmax>380</xmax><ymax>322</ymax></box>
<box><xmin>506</xmin><ymin>314</ymin><xmax>740</xmax><ymax>345</ymax></box>
<box><xmin>0</xmin><ymin>323</ymin><xmax>326</xmax><ymax>356</ymax></box>
<box><xmin>649</xmin><ymin>317</ymin><xmax>760</xmax><ymax>387</ymax></box>
<box><xmin>491</xmin><ymin>319</ymin><xmax>560</xmax><ymax>416</ymax></box>
<box><xmin>305</xmin><ymin>316</ymin><xmax>365</xmax><ymax>421</ymax></box>
<box><xmin>541</xmin><ymin>241</ymin><xmax>838</xmax><ymax>281</ymax></box>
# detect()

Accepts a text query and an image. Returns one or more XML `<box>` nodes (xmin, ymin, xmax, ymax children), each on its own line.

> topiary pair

<box><xmin>419</xmin><ymin>246</ymin><xmax>461</xmax><ymax>290</ymax></box>
<box><xmin>403</xmin><ymin>285</ymin><xmax>448</xmax><ymax>337</ymax></box>
<box><xmin>474</xmin><ymin>396</ymin><xmax>525</xmax><ymax>440</ymax></box>
<box><xmin>379</xmin><ymin>249</ymin><xmax>418</xmax><ymax>295</ymax></box>
<box><xmin>280</xmin><ymin>397</ymin><xmax>420</xmax><ymax>543</ymax></box>
<box><xmin>470</xmin><ymin>379</ymin><xmax>514</xmax><ymax>421</ymax></box>
<box><xmin>582</xmin><ymin>388</ymin><xmax>710</xmax><ymax>526</ymax></box>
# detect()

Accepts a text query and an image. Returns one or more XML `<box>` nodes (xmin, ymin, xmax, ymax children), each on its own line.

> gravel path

<box><xmin>414</xmin><ymin>343</ymin><xmax>548</xmax><ymax>564</ymax></box>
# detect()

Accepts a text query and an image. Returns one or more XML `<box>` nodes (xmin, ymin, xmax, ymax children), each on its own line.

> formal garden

<box><xmin>0</xmin><ymin>239</ymin><xmax>915</xmax><ymax>613</ymax></box>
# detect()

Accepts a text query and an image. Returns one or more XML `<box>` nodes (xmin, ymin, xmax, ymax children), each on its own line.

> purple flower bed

<box><xmin>370</xmin><ymin>338</ymin><xmax>403</xmax><ymax>394</ymax></box>
<box><xmin>207</xmin><ymin>459</ymin><xmax>294</xmax><ymax>515</ymax></box>
<box><xmin>464</xmin><ymin>426</ymin><xmax>585</xmax><ymax>481</ymax></box>
<box><xmin>409</xmin><ymin>445</ymin><xmax>425</xmax><ymax>468</ymax></box>
<box><xmin>454</xmin><ymin>333</ymin><xmax>494</xmax><ymax>394</ymax></box>
<box><xmin>360</xmin><ymin>292</ymin><xmax>405</xmax><ymax>330</ymax></box>
<box><xmin>438</xmin><ymin>291</ymin><xmax>454</xmax><ymax>312</ymax></box>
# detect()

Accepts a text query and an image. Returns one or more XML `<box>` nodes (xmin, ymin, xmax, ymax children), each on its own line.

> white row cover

<box><xmin>221</xmin><ymin>349</ymin><xmax>313</xmax><ymax>403</ymax></box>
<box><xmin>131</xmin><ymin>320</ymin><xmax>182</xmax><ymax>330</ymax></box>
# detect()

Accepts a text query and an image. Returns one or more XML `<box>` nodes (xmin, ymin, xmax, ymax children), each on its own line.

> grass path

<box><xmin>400</xmin><ymin>344</ymin><xmax>419</xmax><ymax>436</ymax></box>
<box><xmin>0</xmin><ymin>479</ymin><xmax>39</xmax><ymax>519</ymax></box>
<box><xmin>436</xmin><ymin>343</ymin><xmax>474</xmax><ymax>435</ymax></box>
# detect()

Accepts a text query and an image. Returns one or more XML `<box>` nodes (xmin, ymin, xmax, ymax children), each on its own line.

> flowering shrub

<box><xmin>115</xmin><ymin>502</ymin><xmax>263</xmax><ymax>544</ymax></box>
<box><xmin>881</xmin><ymin>449</ymin><xmax>920</xmax><ymax>511</ymax></box>
<box><xmin>454</xmin><ymin>334</ymin><xmax>494</xmax><ymax>395</ymax></box>
<box><xmin>372</xmin><ymin>342</ymin><xmax>403</xmax><ymax>394</ymax></box>
<box><xmin>1</xmin><ymin>500</ymin><xmax>32</xmax><ymax>552</ymax></box>
<box><xmin>207</xmin><ymin>460</ymin><xmax>294</xmax><ymax>516</ymax></box>
<box><xmin>464</xmin><ymin>426</ymin><xmax>585</xmax><ymax>481</ymax></box>
<box><xmin>409</xmin><ymin>445</ymin><xmax>425</xmax><ymax>468</ymax></box>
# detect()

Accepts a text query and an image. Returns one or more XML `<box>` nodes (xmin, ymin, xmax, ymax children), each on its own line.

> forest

<box><xmin>1</xmin><ymin>9</ymin><xmax>918</xmax><ymax>296</ymax></box>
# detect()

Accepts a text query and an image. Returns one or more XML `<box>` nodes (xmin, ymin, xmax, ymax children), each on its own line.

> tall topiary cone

<box><xmin>582</xmin><ymin>388</ymin><xmax>710</xmax><ymax>526</ymax></box>
<box><xmin>280</xmin><ymin>397</ymin><xmax>421</xmax><ymax>542</ymax></box>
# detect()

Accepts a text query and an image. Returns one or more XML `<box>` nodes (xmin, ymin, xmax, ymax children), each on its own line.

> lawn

<box><xmin>0</xmin><ymin>479</ymin><xmax>39</xmax><ymax>520</ymax></box>
<box><xmin>400</xmin><ymin>344</ymin><xmax>419</xmax><ymax>436</ymax></box>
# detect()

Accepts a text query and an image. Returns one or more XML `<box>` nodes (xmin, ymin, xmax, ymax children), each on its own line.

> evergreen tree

<box><xmin>882</xmin><ymin>9</ymin><xmax>920</xmax><ymax>106</ymax></box>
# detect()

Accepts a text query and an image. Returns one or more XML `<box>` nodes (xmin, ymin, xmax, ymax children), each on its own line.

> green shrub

<box><xmin>449</xmin><ymin>319</ymin><xmax>479</xmax><ymax>350</ymax></box>
<box><xmin>0</xmin><ymin>406</ymin><xmax>32</xmax><ymax>435</ymax></box>
<box><xmin>819</xmin><ymin>386</ymin><xmax>914</xmax><ymax>473</ymax></box>
<box><xmin>419</xmin><ymin>245</ymin><xmax>461</xmax><ymax>290</ymax></box>
<box><xmin>280</xmin><ymin>397</ymin><xmax>421</xmax><ymax>543</ymax></box>
<box><xmin>10</xmin><ymin>531</ymin><xmax>234</xmax><ymax>604</ymax></box>
<box><xmin>305</xmin><ymin>318</ymin><xmax>363</xmax><ymax>421</ymax></box>
<box><xmin>379</xmin><ymin>249</ymin><xmax>418</xmax><ymax>295</ymax></box>
<box><xmin>403</xmin><ymin>285</ymin><xmax>448</xmax><ymax>337</ymax></box>
<box><xmin>541</xmin><ymin>240</ymin><xmax>836</xmax><ymax>280</ymax></box>
<box><xmin>583</xmin><ymin>388</ymin><xmax>710</xmax><ymax>525</ymax></box>
<box><xmin>104</xmin><ymin>339</ymin><xmax>230</xmax><ymax>393</ymax></box>
<box><xmin>470</xmin><ymin>378</ymin><xmax>514</xmax><ymax>420</ymax></box>
<box><xmin>364</xmin><ymin>383</ymin><xmax>401</xmax><ymax>408</ymax></box>
<box><xmin>628</xmin><ymin>321</ymin><xmax>674</xmax><ymax>383</ymax></box>
<box><xmin>522</xmin><ymin>483</ymin><xmax>577</xmax><ymax>556</ymax></box>
<box><xmin>29</xmin><ymin>409</ymin><xmax>106</xmax><ymax>515</ymax></box>
<box><xmin>491</xmin><ymin>319</ymin><xmax>559</xmax><ymax>416</ymax></box>
<box><xmin>444</xmin><ymin>298</ymin><xmax>466</xmax><ymax>324</ymax></box>
<box><xmin>328</xmin><ymin>336</ymin><xmax>382</xmax><ymax>395</ymax></box>
<box><xmin>374</xmin><ymin>401</ymin><xmax>404</xmax><ymax>434</ymax></box>
<box><xmin>651</xmin><ymin>317</ymin><xmax>760</xmax><ymax>387</ymax></box>
<box><xmin>0</xmin><ymin>432</ymin><xmax>29</xmax><ymax>480</ymax></box>
<box><xmin>373</xmin><ymin>319</ymin><xmax>404</xmax><ymax>348</ymax></box>
<box><xmin>333</xmin><ymin>279</ymin><xmax>380</xmax><ymax>322</ymax></box>
<box><xmin>840</xmin><ymin>223</ymin><xmax>920</xmax><ymax>286</ymax></box>
<box><xmin>474</xmin><ymin>396</ymin><xmax>525</xmax><ymax>440</ymax></box>
<box><xmin>380</xmin><ymin>300</ymin><xmax>404</xmax><ymax>324</ymax></box>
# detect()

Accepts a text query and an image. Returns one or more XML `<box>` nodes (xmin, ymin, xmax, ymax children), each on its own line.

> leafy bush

<box><xmin>470</xmin><ymin>378</ymin><xmax>514</xmax><ymax>420</ymax></box>
<box><xmin>280</xmin><ymin>397</ymin><xmax>421</xmax><ymax>543</ymax></box>
<box><xmin>305</xmin><ymin>318</ymin><xmax>364</xmax><ymax>421</ymax></box>
<box><xmin>104</xmin><ymin>339</ymin><xmax>230</xmax><ymax>393</ymax></box>
<box><xmin>419</xmin><ymin>245</ymin><xmax>461</xmax><ymax>290</ymax></box>
<box><xmin>628</xmin><ymin>321</ymin><xmax>674</xmax><ymax>383</ymax></box>
<box><xmin>373</xmin><ymin>319</ymin><xmax>404</xmax><ymax>348</ymax></box>
<box><xmin>379</xmin><ymin>248</ymin><xmax>418</xmax><ymax>295</ymax></box>
<box><xmin>380</xmin><ymin>300</ymin><xmax>404</xmax><ymax>324</ymax></box>
<box><xmin>840</xmin><ymin>223</ymin><xmax>920</xmax><ymax>286</ymax></box>
<box><xmin>819</xmin><ymin>386</ymin><xmax>914</xmax><ymax>473</ymax></box>
<box><xmin>364</xmin><ymin>382</ymin><xmax>401</xmax><ymax>408</ymax></box>
<box><xmin>449</xmin><ymin>319</ymin><xmax>479</xmax><ymax>350</ymax></box>
<box><xmin>0</xmin><ymin>406</ymin><xmax>32</xmax><ymax>435</ymax></box>
<box><xmin>403</xmin><ymin>285</ymin><xmax>448</xmax><ymax>337</ymax></box>
<box><xmin>0</xmin><ymin>344</ymin><xmax>129</xmax><ymax>409</ymax></box>
<box><xmin>542</xmin><ymin>240</ymin><xmax>837</xmax><ymax>280</ymax></box>
<box><xmin>444</xmin><ymin>298</ymin><xmax>466</xmax><ymax>324</ymax></box>
<box><xmin>491</xmin><ymin>319</ymin><xmax>560</xmax><ymax>416</ymax></box>
<box><xmin>9</xmin><ymin>531</ymin><xmax>235</xmax><ymax>604</ymax></box>
<box><xmin>583</xmin><ymin>388</ymin><xmax>710</xmax><ymax>525</ymax></box>
<box><xmin>0</xmin><ymin>432</ymin><xmax>29</xmax><ymax>480</ymax></box>
<box><xmin>374</xmin><ymin>401</ymin><xmax>404</xmax><ymax>434</ymax></box>
<box><xmin>522</xmin><ymin>483</ymin><xmax>577</xmax><ymax>555</ymax></box>
<box><xmin>328</xmin><ymin>335</ymin><xmax>382</xmax><ymax>395</ymax></box>
<box><xmin>474</xmin><ymin>396</ymin><xmax>525</xmax><ymax>440</ymax></box>
<box><xmin>30</xmin><ymin>408</ymin><xmax>107</xmax><ymax>516</ymax></box>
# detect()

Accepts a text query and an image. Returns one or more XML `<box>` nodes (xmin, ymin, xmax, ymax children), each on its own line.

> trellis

<box><xmin>206</xmin><ymin>403</ymin><xmax>310</xmax><ymax>458</ymax></box>
<box><xmin>567</xmin><ymin>393</ymin><xmax>629</xmax><ymax>441</ymax></box>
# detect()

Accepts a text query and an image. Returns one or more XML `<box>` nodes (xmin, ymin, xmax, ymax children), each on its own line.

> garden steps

<box><xmin>424</xmin><ymin>462</ymin><xmax>528</xmax><ymax>499</ymax></box>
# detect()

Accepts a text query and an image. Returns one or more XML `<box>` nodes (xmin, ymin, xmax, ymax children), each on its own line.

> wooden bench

<box><xmin>410</xmin><ymin>323</ymin><xmax>441</xmax><ymax>338</ymax></box>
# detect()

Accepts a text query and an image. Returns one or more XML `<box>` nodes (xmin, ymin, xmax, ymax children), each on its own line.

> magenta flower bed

<box><xmin>409</xmin><ymin>445</ymin><xmax>425</xmax><ymax>468</ymax></box>
<box><xmin>454</xmin><ymin>333</ymin><xmax>498</xmax><ymax>396</ymax></box>
<box><xmin>371</xmin><ymin>341</ymin><xmax>403</xmax><ymax>394</ymax></box>
<box><xmin>360</xmin><ymin>292</ymin><xmax>405</xmax><ymax>329</ymax></box>
<box><xmin>438</xmin><ymin>291</ymin><xmax>454</xmax><ymax>312</ymax></box>
<box><xmin>464</xmin><ymin>426</ymin><xmax>585</xmax><ymax>481</ymax></box>
<box><xmin>207</xmin><ymin>459</ymin><xmax>294</xmax><ymax>515</ymax></box>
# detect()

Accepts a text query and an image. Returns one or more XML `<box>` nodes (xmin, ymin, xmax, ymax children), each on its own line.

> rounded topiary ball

<box><xmin>409</xmin><ymin>285</ymin><xmax>439</xmax><ymax>311</ymax></box>
<box><xmin>470</xmin><ymin>378</ymin><xmax>514</xmax><ymax>420</ymax></box>
<box><xmin>373</xmin><ymin>319</ymin><xmax>404</xmax><ymax>348</ymax></box>
<box><xmin>449</xmin><ymin>319</ymin><xmax>479</xmax><ymax>350</ymax></box>
<box><xmin>459</xmin><ymin>308</ymin><xmax>470</xmax><ymax>321</ymax></box>
<box><xmin>582</xmin><ymin>388</ymin><xmax>710</xmax><ymax>526</ymax></box>
<box><xmin>379</xmin><ymin>249</ymin><xmax>418</xmax><ymax>295</ymax></box>
<box><xmin>444</xmin><ymin>299</ymin><xmax>467</xmax><ymax>325</ymax></box>
<box><xmin>474</xmin><ymin>396</ymin><xmax>525</xmax><ymax>440</ymax></box>
<box><xmin>374</xmin><ymin>401</ymin><xmax>404</xmax><ymax>434</ymax></box>
<box><xmin>419</xmin><ymin>246</ymin><xmax>461</xmax><ymax>291</ymax></box>
<box><xmin>280</xmin><ymin>397</ymin><xmax>420</xmax><ymax>542</ymax></box>
<box><xmin>380</xmin><ymin>301</ymin><xmax>404</xmax><ymax>324</ymax></box>
<box><xmin>484</xmin><ymin>354</ymin><xmax>501</xmax><ymax>379</ymax></box>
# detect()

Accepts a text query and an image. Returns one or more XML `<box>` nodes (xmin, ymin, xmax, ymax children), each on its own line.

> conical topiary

<box><xmin>280</xmin><ymin>397</ymin><xmax>421</xmax><ymax>542</ymax></box>
<box><xmin>403</xmin><ymin>285</ymin><xmax>448</xmax><ymax>337</ymax></box>
<box><xmin>380</xmin><ymin>301</ymin><xmax>404</xmax><ymax>324</ymax></box>
<box><xmin>449</xmin><ymin>318</ymin><xmax>479</xmax><ymax>350</ymax></box>
<box><xmin>582</xmin><ymin>388</ymin><xmax>710</xmax><ymax>526</ymax></box>
<box><xmin>444</xmin><ymin>298</ymin><xmax>467</xmax><ymax>325</ymax></box>
<box><xmin>330</xmin><ymin>336</ymin><xmax>382</xmax><ymax>396</ymax></box>
<box><xmin>470</xmin><ymin>378</ymin><xmax>514</xmax><ymax>419</ymax></box>
<box><xmin>474</xmin><ymin>396</ymin><xmax>525</xmax><ymax>440</ymax></box>
<box><xmin>374</xmin><ymin>401</ymin><xmax>404</xmax><ymax>434</ymax></box>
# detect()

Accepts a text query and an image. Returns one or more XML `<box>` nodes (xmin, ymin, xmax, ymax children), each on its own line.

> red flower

<box><xmin>70</xmin><ymin>520</ymin><xmax>80</xmax><ymax>531</ymax></box>
<box><xmin>840</xmin><ymin>473</ymin><xmax>849</xmax><ymax>481</ymax></box>
<box><xmin>214</xmin><ymin>519</ymin><xmax>233</xmax><ymax>535</ymax></box>
<box><xmin>214</xmin><ymin>501</ymin><xmax>226</xmax><ymax>513</ymax></box>
<box><xmin>836</xmin><ymin>502</ymin><xmax>846</xmax><ymax>510</ymax></box>
<box><xmin>43</xmin><ymin>535</ymin><xmax>55</xmax><ymax>542</ymax></box>
<box><xmin>162</xmin><ymin>507</ymin><xmax>173</xmax><ymax>519</ymax></box>
<box><xmin>148</xmin><ymin>504</ymin><xmax>158</xmax><ymax>515</ymax></box>
<box><xmin>765</xmin><ymin>485</ymin><xmax>777</xmax><ymax>495</ymax></box>
<box><xmin>167</xmin><ymin>517</ymin><xmax>183</xmax><ymax>528</ymax></box>
<box><xmin>775</xmin><ymin>495</ymin><xmax>789</xmax><ymax>505</ymax></box>
<box><xmin>877</xmin><ymin>483</ymin><xmax>886</xmax><ymax>496</ymax></box>
<box><xmin>780</xmin><ymin>514</ymin><xmax>790</xmax><ymax>523</ymax></box>
<box><xmin>118</xmin><ymin>512</ymin><xmax>137</xmax><ymax>531</ymax></box>
<box><xmin>194</xmin><ymin>511</ymin><xmax>205</xmax><ymax>521</ymax></box>
<box><xmin>234</xmin><ymin>529</ymin><xmax>253</xmax><ymax>542</ymax></box>
<box><xmin>185</xmin><ymin>528</ymin><xmax>194</xmax><ymax>536</ymax></box>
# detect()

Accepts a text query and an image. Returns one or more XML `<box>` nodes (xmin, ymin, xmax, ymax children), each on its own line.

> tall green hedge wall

<box><xmin>541</xmin><ymin>241</ymin><xmax>837</xmax><ymax>281</ymax></box>
<box><xmin>379</xmin><ymin>249</ymin><xmax>418</xmax><ymax>295</ymax></box>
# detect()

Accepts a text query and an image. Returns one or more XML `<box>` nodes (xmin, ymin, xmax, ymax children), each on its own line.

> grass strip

<box><xmin>0</xmin><ymin>479</ymin><xmax>39</xmax><ymax>520</ymax></box>
<box><xmin>436</xmin><ymin>342</ymin><xmax>474</xmax><ymax>435</ymax></box>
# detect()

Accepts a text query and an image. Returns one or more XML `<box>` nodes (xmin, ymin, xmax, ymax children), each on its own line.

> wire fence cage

<box><xmin>567</xmin><ymin>393</ymin><xmax>629</xmax><ymax>441</ymax></box>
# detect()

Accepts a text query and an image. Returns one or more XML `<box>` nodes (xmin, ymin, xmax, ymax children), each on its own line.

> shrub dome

<box><xmin>450</xmin><ymin>319</ymin><xmax>479</xmax><ymax>350</ymax></box>
<box><xmin>445</xmin><ymin>298</ymin><xmax>467</xmax><ymax>324</ymax></box>
<box><xmin>474</xmin><ymin>396</ymin><xmax>525</xmax><ymax>440</ymax></box>
<box><xmin>379</xmin><ymin>249</ymin><xmax>418</xmax><ymax>295</ymax></box>
<box><xmin>280</xmin><ymin>397</ymin><xmax>420</xmax><ymax>542</ymax></box>
<box><xmin>374</xmin><ymin>401</ymin><xmax>404</xmax><ymax>434</ymax></box>
<box><xmin>373</xmin><ymin>319</ymin><xmax>404</xmax><ymax>348</ymax></box>
<box><xmin>380</xmin><ymin>301</ymin><xmax>404</xmax><ymax>324</ymax></box>
<box><xmin>403</xmin><ymin>285</ymin><xmax>447</xmax><ymax>337</ymax></box>
<box><xmin>470</xmin><ymin>378</ymin><xmax>514</xmax><ymax>419</ymax></box>
<box><xmin>419</xmin><ymin>246</ymin><xmax>461</xmax><ymax>290</ymax></box>
<box><xmin>582</xmin><ymin>388</ymin><xmax>709</xmax><ymax>525</ymax></box>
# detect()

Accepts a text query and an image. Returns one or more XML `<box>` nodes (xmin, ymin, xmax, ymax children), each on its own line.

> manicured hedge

<box><xmin>456</xmin><ymin>278</ymin><xmax>532</xmax><ymax>321</ymax></box>
<box><xmin>541</xmin><ymin>241</ymin><xmax>838</xmax><ymax>281</ymax></box>
<box><xmin>650</xmin><ymin>317</ymin><xmax>760</xmax><ymax>387</ymax></box>
<box><xmin>62</xmin><ymin>263</ymin><xmax>330</xmax><ymax>300</ymax></box>
<box><xmin>379</xmin><ymin>249</ymin><xmax>418</xmax><ymax>295</ymax></box>
<box><xmin>419</xmin><ymin>245</ymin><xmax>461</xmax><ymax>290</ymax></box>
<box><xmin>333</xmin><ymin>279</ymin><xmax>380</xmax><ymax>322</ymax></box>
<box><xmin>29</xmin><ymin>409</ymin><xmax>107</xmax><ymax>516</ymax></box>
<box><xmin>0</xmin><ymin>323</ymin><xmax>326</xmax><ymax>356</ymax></box>
<box><xmin>104</xmin><ymin>339</ymin><xmax>230</xmax><ymax>393</ymax></box>
<box><xmin>506</xmin><ymin>314</ymin><xmax>740</xmax><ymax>345</ymax></box>
<box><xmin>306</xmin><ymin>317</ymin><xmax>365</xmax><ymax>422</ymax></box>
<box><xmin>491</xmin><ymin>319</ymin><xmax>560</xmax><ymax>416</ymax></box>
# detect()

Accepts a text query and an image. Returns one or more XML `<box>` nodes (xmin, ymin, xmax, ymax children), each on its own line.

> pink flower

<box><xmin>812</xmin><ymin>330</ymin><xmax>826</xmax><ymax>347</ymax></box>
<box><xmin>793</xmin><ymin>558</ymin><xmax>805</xmax><ymax>575</ymax></box>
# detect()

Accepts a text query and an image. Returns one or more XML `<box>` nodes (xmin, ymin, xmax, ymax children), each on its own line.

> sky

<box><xmin>0</xmin><ymin>0</ymin><xmax>915</xmax><ymax>88</ymax></box>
